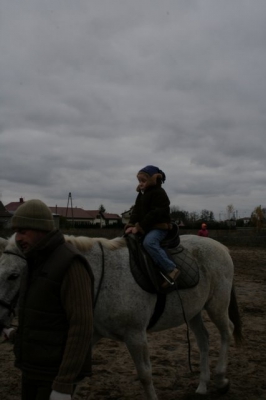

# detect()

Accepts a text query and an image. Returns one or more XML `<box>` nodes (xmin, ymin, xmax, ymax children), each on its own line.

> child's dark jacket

<box><xmin>127</xmin><ymin>184</ymin><xmax>172</xmax><ymax>234</ymax></box>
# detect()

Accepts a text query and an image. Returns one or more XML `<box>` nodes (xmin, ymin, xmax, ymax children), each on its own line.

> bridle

<box><xmin>93</xmin><ymin>242</ymin><xmax>105</xmax><ymax>309</ymax></box>
<box><xmin>2</xmin><ymin>250</ymin><xmax>26</xmax><ymax>260</ymax></box>
<box><xmin>0</xmin><ymin>250</ymin><xmax>25</xmax><ymax>317</ymax></box>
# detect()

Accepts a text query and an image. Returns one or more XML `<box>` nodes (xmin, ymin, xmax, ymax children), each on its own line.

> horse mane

<box><xmin>5</xmin><ymin>233</ymin><xmax>127</xmax><ymax>254</ymax></box>
<box><xmin>64</xmin><ymin>235</ymin><xmax>127</xmax><ymax>252</ymax></box>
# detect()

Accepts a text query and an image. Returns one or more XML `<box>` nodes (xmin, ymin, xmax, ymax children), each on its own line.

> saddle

<box><xmin>125</xmin><ymin>224</ymin><xmax>199</xmax><ymax>295</ymax></box>
<box><xmin>125</xmin><ymin>224</ymin><xmax>199</xmax><ymax>330</ymax></box>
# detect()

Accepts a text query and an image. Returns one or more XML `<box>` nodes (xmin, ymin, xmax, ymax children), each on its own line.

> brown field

<box><xmin>0</xmin><ymin>246</ymin><xmax>265</xmax><ymax>400</ymax></box>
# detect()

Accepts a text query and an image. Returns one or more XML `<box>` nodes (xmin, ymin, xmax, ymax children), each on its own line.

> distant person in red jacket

<box><xmin>198</xmin><ymin>223</ymin><xmax>209</xmax><ymax>237</ymax></box>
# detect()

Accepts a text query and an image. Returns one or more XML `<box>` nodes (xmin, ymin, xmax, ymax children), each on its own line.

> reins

<box><xmin>3</xmin><ymin>250</ymin><xmax>26</xmax><ymax>260</ymax></box>
<box><xmin>93</xmin><ymin>242</ymin><xmax>105</xmax><ymax>309</ymax></box>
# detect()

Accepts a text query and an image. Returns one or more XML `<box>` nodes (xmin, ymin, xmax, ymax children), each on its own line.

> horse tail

<box><xmin>229</xmin><ymin>284</ymin><xmax>244</xmax><ymax>346</ymax></box>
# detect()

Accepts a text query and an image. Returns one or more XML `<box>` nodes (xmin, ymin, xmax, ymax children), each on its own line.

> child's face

<box><xmin>138</xmin><ymin>176</ymin><xmax>149</xmax><ymax>190</ymax></box>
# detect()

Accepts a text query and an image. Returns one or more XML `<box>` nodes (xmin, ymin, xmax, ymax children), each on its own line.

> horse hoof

<box><xmin>217</xmin><ymin>380</ymin><xmax>230</xmax><ymax>394</ymax></box>
<box><xmin>195</xmin><ymin>388</ymin><xmax>207</xmax><ymax>395</ymax></box>
<box><xmin>195</xmin><ymin>383</ymin><xmax>207</xmax><ymax>395</ymax></box>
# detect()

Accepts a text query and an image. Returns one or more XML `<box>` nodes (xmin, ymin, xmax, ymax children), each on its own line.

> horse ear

<box><xmin>0</xmin><ymin>237</ymin><xmax>8</xmax><ymax>254</ymax></box>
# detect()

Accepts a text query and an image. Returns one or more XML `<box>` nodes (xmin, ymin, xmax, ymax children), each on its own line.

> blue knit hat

<box><xmin>137</xmin><ymin>165</ymin><xmax>166</xmax><ymax>183</ymax></box>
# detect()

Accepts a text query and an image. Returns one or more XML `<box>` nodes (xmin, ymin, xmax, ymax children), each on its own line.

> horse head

<box><xmin>0</xmin><ymin>235</ymin><xmax>26</xmax><ymax>332</ymax></box>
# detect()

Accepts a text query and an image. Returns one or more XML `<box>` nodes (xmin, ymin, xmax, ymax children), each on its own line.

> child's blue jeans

<box><xmin>142</xmin><ymin>229</ymin><xmax>176</xmax><ymax>273</ymax></box>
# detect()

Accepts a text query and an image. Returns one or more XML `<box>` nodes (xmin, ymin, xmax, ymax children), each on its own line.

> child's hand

<box><xmin>125</xmin><ymin>227</ymin><xmax>133</xmax><ymax>234</ymax></box>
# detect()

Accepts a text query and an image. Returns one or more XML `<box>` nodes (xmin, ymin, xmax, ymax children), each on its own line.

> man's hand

<box><xmin>2</xmin><ymin>327</ymin><xmax>15</xmax><ymax>340</ymax></box>
<box><xmin>49</xmin><ymin>390</ymin><xmax>71</xmax><ymax>400</ymax></box>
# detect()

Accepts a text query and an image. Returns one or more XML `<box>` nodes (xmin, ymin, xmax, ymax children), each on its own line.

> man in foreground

<box><xmin>3</xmin><ymin>199</ymin><xmax>94</xmax><ymax>400</ymax></box>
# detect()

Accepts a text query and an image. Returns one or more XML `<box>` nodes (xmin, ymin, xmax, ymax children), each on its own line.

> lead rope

<box><xmin>93</xmin><ymin>242</ymin><xmax>105</xmax><ymax>309</ymax></box>
<box><xmin>174</xmin><ymin>283</ymin><xmax>193</xmax><ymax>373</ymax></box>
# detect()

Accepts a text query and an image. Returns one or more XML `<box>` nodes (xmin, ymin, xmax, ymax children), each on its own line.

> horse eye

<box><xmin>8</xmin><ymin>273</ymin><xmax>19</xmax><ymax>281</ymax></box>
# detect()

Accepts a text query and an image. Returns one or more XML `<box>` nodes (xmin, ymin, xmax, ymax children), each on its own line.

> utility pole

<box><xmin>66</xmin><ymin>192</ymin><xmax>74</xmax><ymax>225</ymax></box>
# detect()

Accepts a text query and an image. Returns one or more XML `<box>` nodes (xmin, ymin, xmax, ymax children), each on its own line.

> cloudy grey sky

<box><xmin>1</xmin><ymin>1</ymin><xmax>266</xmax><ymax>219</ymax></box>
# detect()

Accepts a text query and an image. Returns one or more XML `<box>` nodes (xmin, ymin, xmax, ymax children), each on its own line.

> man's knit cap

<box><xmin>11</xmin><ymin>199</ymin><xmax>55</xmax><ymax>231</ymax></box>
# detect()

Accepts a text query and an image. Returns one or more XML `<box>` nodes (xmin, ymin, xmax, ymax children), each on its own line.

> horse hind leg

<box><xmin>205</xmin><ymin>293</ymin><xmax>234</xmax><ymax>394</ymax></box>
<box><xmin>189</xmin><ymin>312</ymin><xmax>210</xmax><ymax>394</ymax></box>
<box><xmin>124</xmin><ymin>330</ymin><xmax>158</xmax><ymax>400</ymax></box>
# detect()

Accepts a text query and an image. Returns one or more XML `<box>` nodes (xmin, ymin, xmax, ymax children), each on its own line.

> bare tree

<box><xmin>200</xmin><ymin>209</ymin><xmax>215</xmax><ymax>221</ymax></box>
<box><xmin>189</xmin><ymin>211</ymin><xmax>199</xmax><ymax>223</ymax></box>
<box><xmin>226</xmin><ymin>204</ymin><xmax>234</xmax><ymax>219</ymax></box>
<box><xmin>98</xmin><ymin>204</ymin><xmax>106</xmax><ymax>213</ymax></box>
<box><xmin>251</xmin><ymin>205</ymin><xmax>264</xmax><ymax>233</ymax></box>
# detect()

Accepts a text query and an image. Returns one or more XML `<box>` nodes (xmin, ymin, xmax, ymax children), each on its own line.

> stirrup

<box><xmin>160</xmin><ymin>271</ymin><xmax>175</xmax><ymax>286</ymax></box>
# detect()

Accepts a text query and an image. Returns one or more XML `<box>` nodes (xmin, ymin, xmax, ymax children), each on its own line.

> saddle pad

<box><xmin>126</xmin><ymin>236</ymin><xmax>200</xmax><ymax>329</ymax></box>
<box><xmin>166</xmin><ymin>246</ymin><xmax>200</xmax><ymax>289</ymax></box>
<box><xmin>126</xmin><ymin>236</ymin><xmax>199</xmax><ymax>295</ymax></box>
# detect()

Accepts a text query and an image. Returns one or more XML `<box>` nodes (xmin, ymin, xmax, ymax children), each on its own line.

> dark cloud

<box><xmin>1</xmin><ymin>1</ymin><xmax>266</xmax><ymax>217</ymax></box>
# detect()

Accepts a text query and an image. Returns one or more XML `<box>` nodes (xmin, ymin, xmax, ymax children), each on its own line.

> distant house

<box><xmin>83</xmin><ymin>210</ymin><xmax>122</xmax><ymax>227</ymax></box>
<box><xmin>0</xmin><ymin>201</ymin><xmax>12</xmax><ymax>227</ymax></box>
<box><xmin>101</xmin><ymin>212</ymin><xmax>122</xmax><ymax>226</ymax></box>
<box><xmin>237</xmin><ymin>217</ymin><xmax>251</xmax><ymax>226</ymax></box>
<box><xmin>49</xmin><ymin>206</ymin><xmax>95</xmax><ymax>226</ymax></box>
<box><xmin>83</xmin><ymin>210</ymin><xmax>104</xmax><ymax>226</ymax></box>
<box><xmin>4</xmin><ymin>198</ymin><xmax>122</xmax><ymax>228</ymax></box>
<box><xmin>49</xmin><ymin>208</ymin><xmax>122</xmax><ymax>227</ymax></box>
<box><xmin>5</xmin><ymin>197</ymin><xmax>25</xmax><ymax>214</ymax></box>
<box><xmin>226</xmin><ymin>219</ymin><xmax>237</xmax><ymax>227</ymax></box>
<box><xmin>121</xmin><ymin>207</ymin><xmax>134</xmax><ymax>225</ymax></box>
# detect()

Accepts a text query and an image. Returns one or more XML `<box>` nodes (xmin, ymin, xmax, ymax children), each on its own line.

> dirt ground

<box><xmin>0</xmin><ymin>246</ymin><xmax>265</xmax><ymax>400</ymax></box>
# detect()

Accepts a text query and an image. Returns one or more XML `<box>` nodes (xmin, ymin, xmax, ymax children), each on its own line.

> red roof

<box><xmin>102</xmin><ymin>212</ymin><xmax>121</xmax><ymax>220</ymax></box>
<box><xmin>5</xmin><ymin>198</ymin><xmax>25</xmax><ymax>213</ymax></box>
<box><xmin>4</xmin><ymin>199</ymin><xmax>121</xmax><ymax>220</ymax></box>
<box><xmin>84</xmin><ymin>210</ymin><xmax>101</xmax><ymax>218</ymax></box>
<box><xmin>84</xmin><ymin>210</ymin><xmax>121</xmax><ymax>220</ymax></box>
<box><xmin>49</xmin><ymin>207</ymin><xmax>95</xmax><ymax>219</ymax></box>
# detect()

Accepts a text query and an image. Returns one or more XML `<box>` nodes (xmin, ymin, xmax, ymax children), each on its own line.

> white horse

<box><xmin>0</xmin><ymin>233</ymin><xmax>242</xmax><ymax>399</ymax></box>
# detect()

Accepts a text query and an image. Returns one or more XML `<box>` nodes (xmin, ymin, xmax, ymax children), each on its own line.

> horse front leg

<box><xmin>125</xmin><ymin>330</ymin><xmax>158</xmax><ymax>400</ymax></box>
<box><xmin>189</xmin><ymin>312</ymin><xmax>210</xmax><ymax>394</ymax></box>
